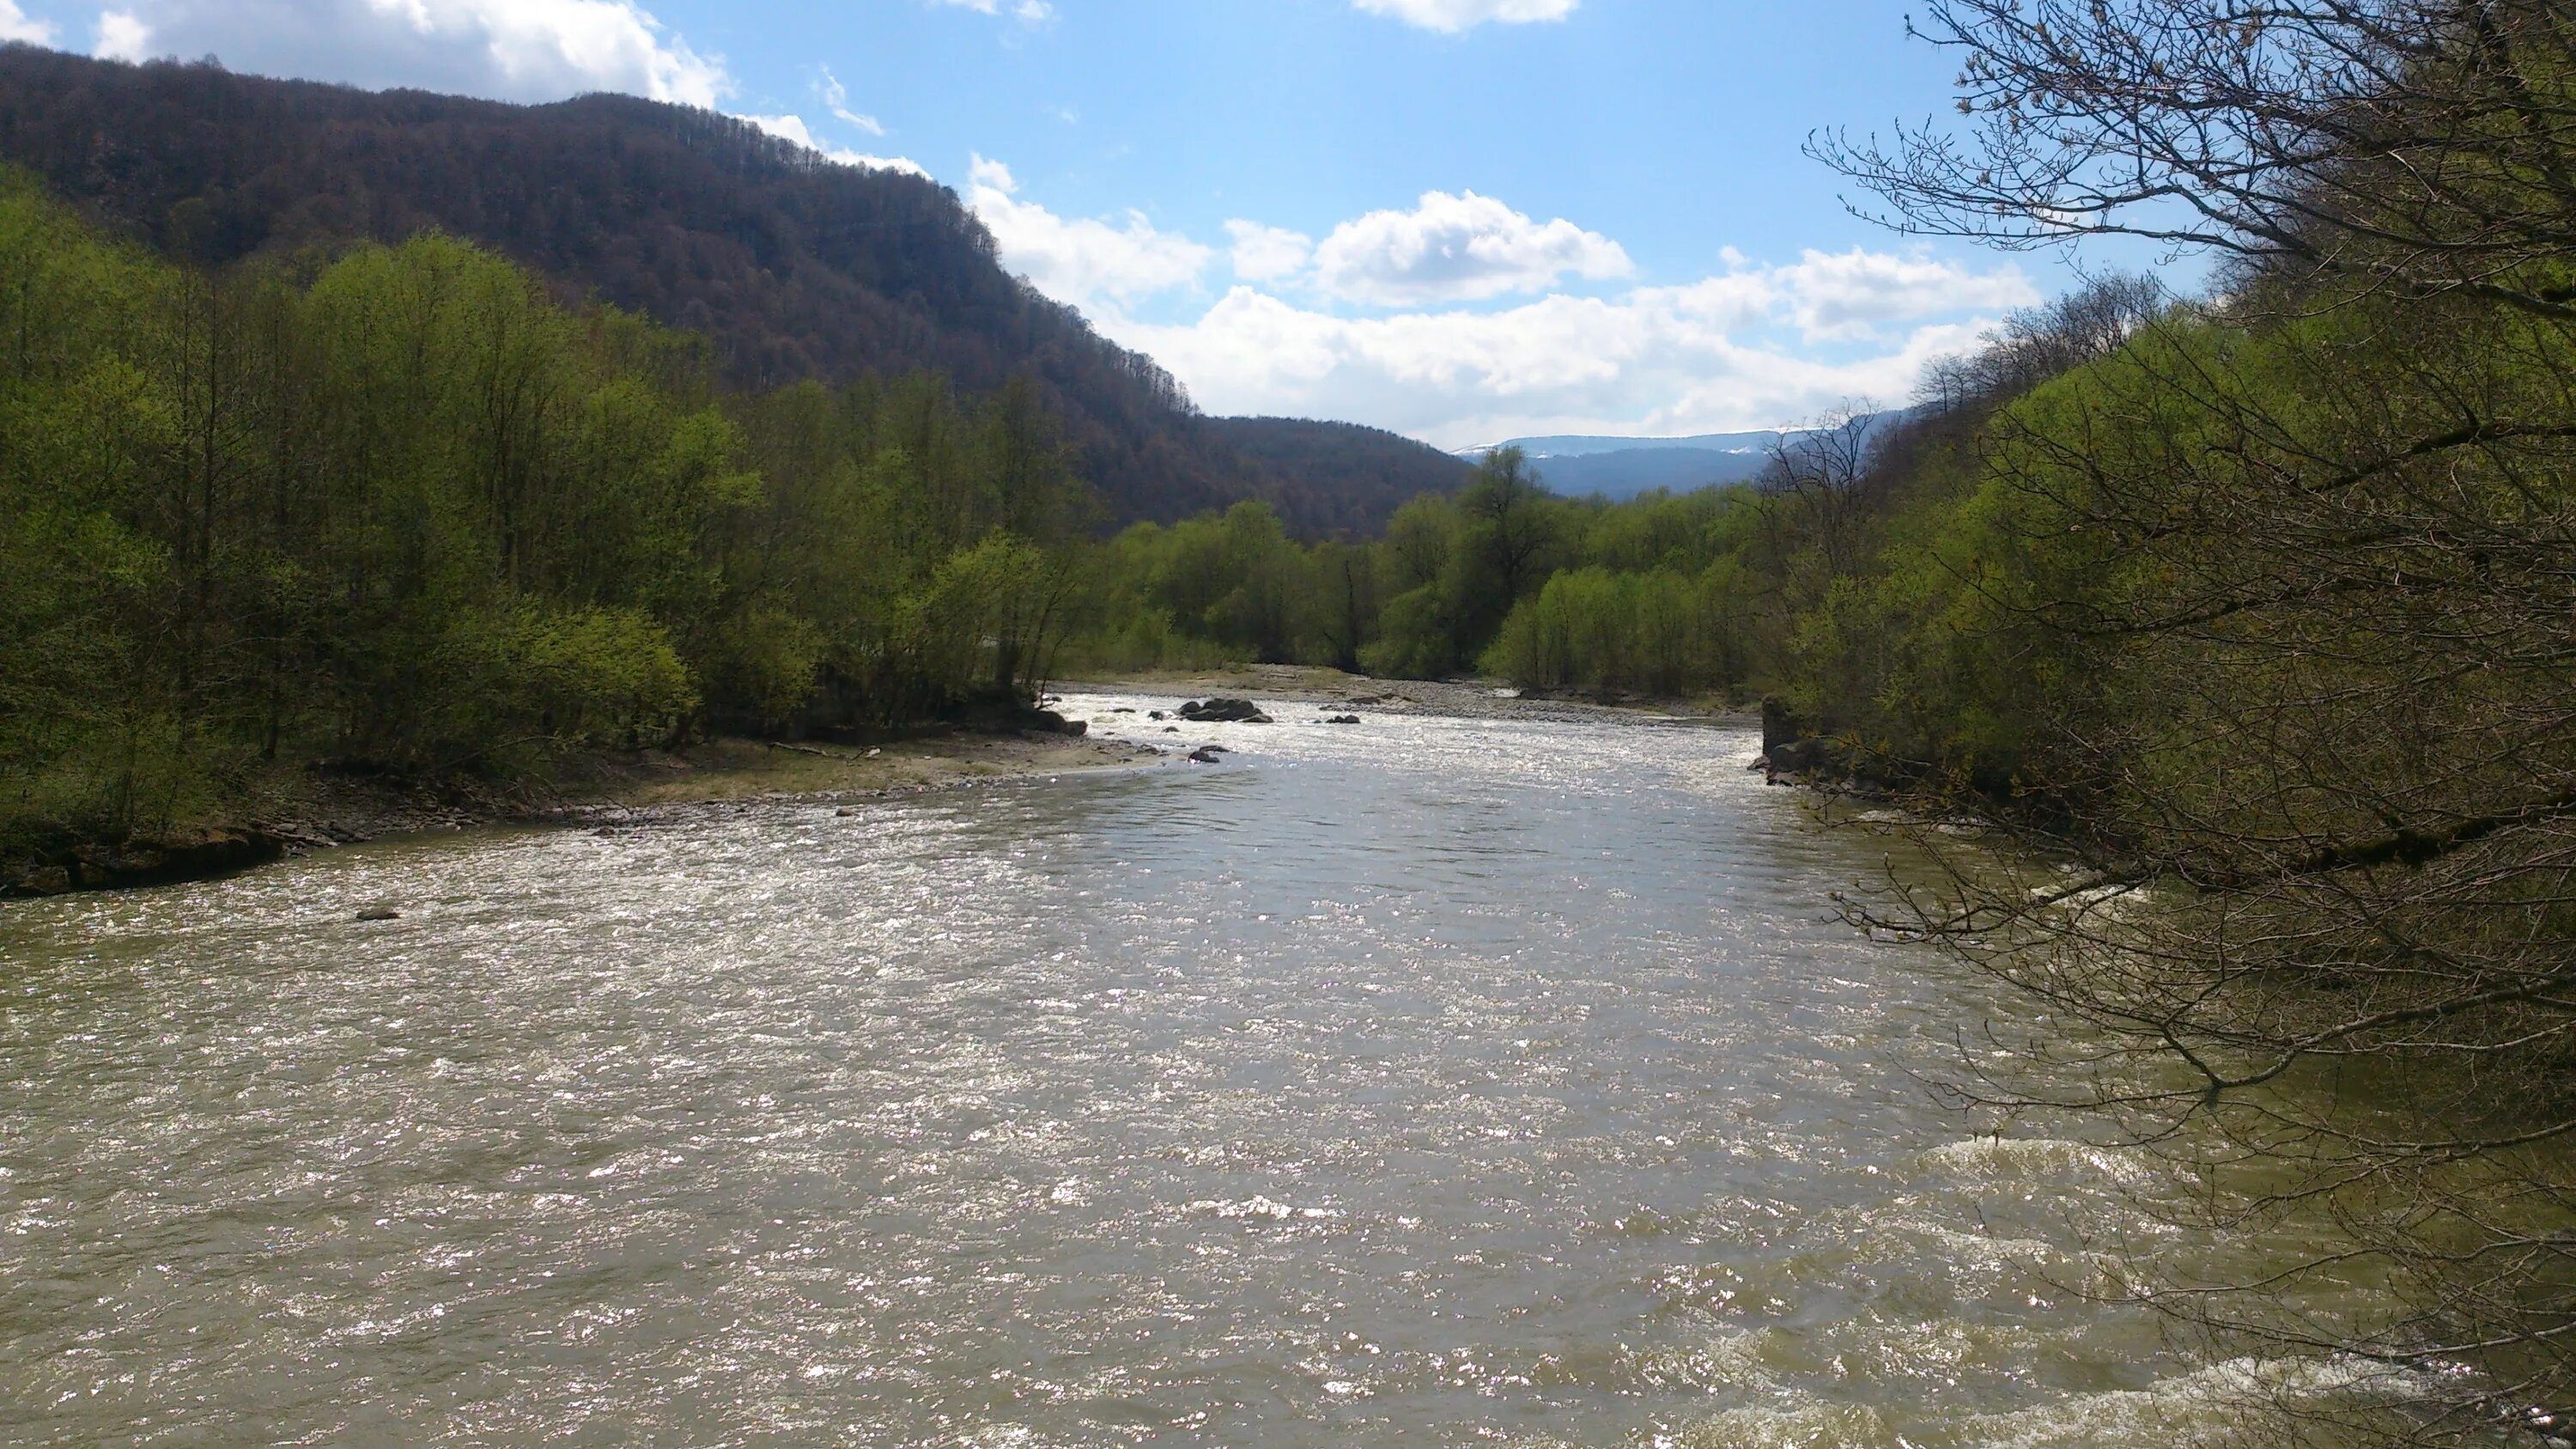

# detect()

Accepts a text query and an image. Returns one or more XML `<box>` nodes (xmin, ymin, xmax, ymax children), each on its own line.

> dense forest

<box><xmin>1200</xmin><ymin>417</ymin><xmax>1473</xmax><ymax>535</ymax></box>
<box><xmin>0</xmin><ymin>169</ymin><xmax>1117</xmax><ymax>868</ymax></box>
<box><xmin>1068</xmin><ymin>444</ymin><xmax>1765</xmax><ymax>691</ymax></box>
<box><xmin>0</xmin><ymin>45</ymin><xmax>1461</xmax><ymax>533</ymax></box>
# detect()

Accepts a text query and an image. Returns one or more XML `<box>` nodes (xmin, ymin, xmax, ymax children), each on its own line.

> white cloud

<box><xmin>1103</xmin><ymin>263</ymin><xmax>2015</xmax><ymax>449</ymax></box>
<box><xmin>817</xmin><ymin>65</ymin><xmax>884</xmax><ymax>136</ymax></box>
<box><xmin>1775</xmin><ymin>247</ymin><xmax>2040</xmax><ymax>341</ymax></box>
<box><xmin>738</xmin><ymin>113</ymin><xmax>927</xmax><ymax>176</ymax></box>
<box><xmin>1224</xmin><ymin>221</ymin><xmax>1312</xmax><ymax>283</ymax></box>
<box><xmin>94</xmin><ymin>9</ymin><xmax>149</xmax><ymax>58</ymax></box>
<box><xmin>959</xmin><ymin>172</ymin><xmax>2026</xmax><ymax>447</ymax></box>
<box><xmin>741</xmin><ymin>112</ymin><xmax>823</xmax><ymax>146</ymax></box>
<box><xmin>848</xmin><ymin>152</ymin><xmax>931</xmax><ymax>177</ymax></box>
<box><xmin>966</xmin><ymin>153</ymin><xmax>1212</xmax><ymax>311</ymax></box>
<box><xmin>1350</xmin><ymin>0</ymin><xmax>1578</xmax><ymax>33</ymax></box>
<box><xmin>80</xmin><ymin>0</ymin><xmax>728</xmax><ymax>107</ymax></box>
<box><xmin>0</xmin><ymin>1</ymin><xmax>55</xmax><ymax>45</ymax></box>
<box><xmin>1308</xmin><ymin>190</ymin><xmax>1631</xmax><ymax>306</ymax></box>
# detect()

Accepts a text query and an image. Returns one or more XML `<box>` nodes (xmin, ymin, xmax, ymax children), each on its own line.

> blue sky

<box><xmin>0</xmin><ymin>0</ymin><xmax>2155</xmax><ymax>446</ymax></box>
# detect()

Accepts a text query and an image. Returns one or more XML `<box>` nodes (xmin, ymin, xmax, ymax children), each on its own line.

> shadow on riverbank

<box><xmin>0</xmin><ymin>728</ymin><xmax>1164</xmax><ymax>901</ymax></box>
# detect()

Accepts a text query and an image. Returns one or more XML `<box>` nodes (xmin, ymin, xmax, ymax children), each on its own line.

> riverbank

<box><xmin>0</xmin><ymin>729</ymin><xmax>1165</xmax><ymax>898</ymax></box>
<box><xmin>3</xmin><ymin>668</ymin><xmax>1752</xmax><ymax>900</ymax></box>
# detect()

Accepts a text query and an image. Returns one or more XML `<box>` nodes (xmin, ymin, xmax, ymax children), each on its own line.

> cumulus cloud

<box><xmin>79</xmin><ymin>0</ymin><xmax>728</xmax><ymax>107</ymax></box>
<box><xmin>94</xmin><ymin>9</ymin><xmax>150</xmax><ymax>58</ymax></box>
<box><xmin>1775</xmin><ymin>247</ymin><xmax>2040</xmax><ymax>340</ymax></box>
<box><xmin>1224</xmin><ymin>221</ymin><xmax>1313</xmax><ymax>283</ymax></box>
<box><xmin>963</xmin><ymin>173</ymin><xmax>2029</xmax><ymax>446</ymax></box>
<box><xmin>1350</xmin><ymin>0</ymin><xmax>1578</xmax><ymax>33</ymax></box>
<box><xmin>1103</xmin><ymin>263</ymin><xmax>2018</xmax><ymax>449</ymax></box>
<box><xmin>0</xmin><ymin>1</ymin><xmax>55</xmax><ymax>45</ymax></box>
<box><xmin>967</xmin><ymin>155</ymin><xmax>1212</xmax><ymax>311</ymax></box>
<box><xmin>738</xmin><ymin>113</ymin><xmax>927</xmax><ymax>176</ymax></box>
<box><xmin>1307</xmin><ymin>190</ymin><xmax>1631</xmax><ymax>306</ymax></box>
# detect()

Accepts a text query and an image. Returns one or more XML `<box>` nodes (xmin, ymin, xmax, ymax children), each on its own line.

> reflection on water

<box><xmin>0</xmin><ymin>696</ymin><xmax>2302</xmax><ymax>1446</ymax></box>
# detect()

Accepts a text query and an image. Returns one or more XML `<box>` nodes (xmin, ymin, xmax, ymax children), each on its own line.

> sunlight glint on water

<box><xmin>0</xmin><ymin>695</ymin><xmax>2304</xmax><ymax>1446</ymax></box>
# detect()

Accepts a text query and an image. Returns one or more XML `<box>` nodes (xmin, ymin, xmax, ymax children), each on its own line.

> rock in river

<box><xmin>1177</xmin><ymin>698</ymin><xmax>1272</xmax><ymax>724</ymax></box>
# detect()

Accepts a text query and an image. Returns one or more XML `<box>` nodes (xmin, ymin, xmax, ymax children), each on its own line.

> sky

<box><xmin>0</xmin><ymin>0</ymin><xmax>2153</xmax><ymax>447</ymax></box>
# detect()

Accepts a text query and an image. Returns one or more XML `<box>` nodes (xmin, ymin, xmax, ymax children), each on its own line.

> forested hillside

<box><xmin>0</xmin><ymin>46</ymin><xmax>1439</xmax><ymax>532</ymax></box>
<box><xmin>1200</xmin><ymin>417</ymin><xmax>1473</xmax><ymax>534</ymax></box>
<box><xmin>0</xmin><ymin>172</ymin><xmax>1122</xmax><ymax>876</ymax></box>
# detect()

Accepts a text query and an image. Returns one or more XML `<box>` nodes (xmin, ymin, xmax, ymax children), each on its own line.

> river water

<box><xmin>0</xmin><ymin>694</ymin><xmax>2323</xmax><ymax>1446</ymax></box>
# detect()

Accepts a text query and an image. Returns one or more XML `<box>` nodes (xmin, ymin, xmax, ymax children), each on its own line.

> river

<box><xmin>0</xmin><ymin>693</ymin><xmax>2324</xmax><ymax>1446</ymax></box>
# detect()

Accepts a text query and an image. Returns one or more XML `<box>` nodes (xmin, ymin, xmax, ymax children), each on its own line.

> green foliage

<box><xmin>1065</xmin><ymin>444</ymin><xmax>1772</xmax><ymax>697</ymax></box>
<box><xmin>0</xmin><ymin>171</ymin><xmax>1103</xmax><ymax>850</ymax></box>
<box><xmin>0</xmin><ymin>157</ymin><xmax>2244</xmax><ymax>861</ymax></box>
<box><xmin>1482</xmin><ymin>568</ymin><xmax>1730</xmax><ymax>697</ymax></box>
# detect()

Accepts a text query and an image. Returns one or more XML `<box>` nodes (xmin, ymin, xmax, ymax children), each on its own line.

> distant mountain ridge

<box><xmin>1473</xmin><ymin>429</ymin><xmax>1790</xmax><ymax>460</ymax></box>
<box><xmin>1466</xmin><ymin>417</ymin><xmax>1911</xmax><ymax>501</ymax></box>
<box><xmin>0</xmin><ymin>46</ymin><xmax>1452</xmax><ymax>533</ymax></box>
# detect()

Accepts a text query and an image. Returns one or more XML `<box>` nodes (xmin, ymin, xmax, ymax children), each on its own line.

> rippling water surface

<box><xmin>3</xmin><ymin>696</ymin><xmax>2272</xmax><ymax>1446</ymax></box>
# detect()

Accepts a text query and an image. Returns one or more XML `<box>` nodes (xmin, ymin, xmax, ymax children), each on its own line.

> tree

<box><xmin>1458</xmin><ymin>446</ymin><xmax>1559</xmax><ymax>606</ymax></box>
<box><xmin>1304</xmin><ymin>540</ymin><xmax>1380</xmax><ymax>674</ymax></box>
<box><xmin>1763</xmin><ymin>405</ymin><xmax>1879</xmax><ymax>579</ymax></box>
<box><xmin>1812</xmin><ymin>5</ymin><xmax>2576</xmax><ymax>1440</ymax></box>
<box><xmin>1812</xmin><ymin>0</ymin><xmax>2576</xmax><ymax>319</ymax></box>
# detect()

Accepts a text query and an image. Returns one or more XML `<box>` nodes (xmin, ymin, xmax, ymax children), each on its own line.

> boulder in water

<box><xmin>1178</xmin><ymin>698</ymin><xmax>1269</xmax><ymax>723</ymax></box>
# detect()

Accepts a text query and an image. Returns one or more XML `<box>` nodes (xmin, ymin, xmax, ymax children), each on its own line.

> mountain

<box><xmin>1469</xmin><ymin>417</ymin><xmax>1916</xmax><ymax>501</ymax></box>
<box><xmin>1203</xmin><ymin>418</ymin><xmax>1476</xmax><ymax>533</ymax></box>
<box><xmin>1460</xmin><ymin>431</ymin><xmax>1783</xmax><ymax>500</ymax></box>
<box><xmin>0</xmin><ymin>46</ymin><xmax>1453</xmax><ymax>532</ymax></box>
<box><xmin>1485</xmin><ymin>429</ymin><xmax>1793</xmax><ymax>460</ymax></box>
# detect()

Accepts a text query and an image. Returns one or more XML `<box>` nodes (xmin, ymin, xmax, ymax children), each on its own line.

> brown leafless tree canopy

<box><xmin>1813</xmin><ymin>1</ymin><xmax>2576</xmax><ymax>315</ymax></box>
